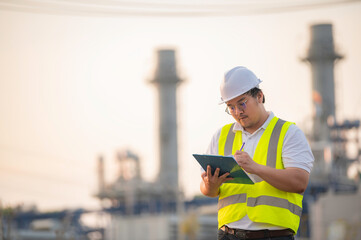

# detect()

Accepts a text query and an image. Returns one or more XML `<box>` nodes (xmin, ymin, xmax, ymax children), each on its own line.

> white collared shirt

<box><xmin>205</xmin><ymin>112</ymin><xmax>314</xmax><ymax>230</ymax></box>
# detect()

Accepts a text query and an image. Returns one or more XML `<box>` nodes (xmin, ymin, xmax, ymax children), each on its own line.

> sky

<box><xmin>0</xmin><ymin>0</ymin><xmax>361</xmax><ymax>211</ymax></box>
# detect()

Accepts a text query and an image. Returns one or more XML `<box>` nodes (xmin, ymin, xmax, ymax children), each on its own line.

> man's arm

<box><xmin>234</xmin><ymin>150</ymin><xmax>309</xmax><ymax>194</ymax></box>
<box><xmin>253</xmin><ymin>166</ymin><xmax>309</xmax><ymax>194</ymax></box>
<box><xmin>200</xmin><ymin>165</ymin><xmax>232</xmax><ymax>197</ymax></box>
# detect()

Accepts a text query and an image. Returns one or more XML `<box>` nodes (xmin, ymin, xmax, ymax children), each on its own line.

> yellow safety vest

<box><xmin>217</xmin><ymin>116</ymin><xmax>303</xmax><ymax>233</ymax></box>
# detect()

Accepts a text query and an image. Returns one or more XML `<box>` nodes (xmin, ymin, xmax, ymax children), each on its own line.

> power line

<box><xmin>0</xmin><ymin>143</ymin><xmax>90</xmax><ymax>171</ymax></box>
<box><xmin>31</xmin><ymin>0</ymin><xmax>360</xmax><ymax>9</ymax></box>
<box><xmin>0</xmin><ymin>165</ymin><xmax>92</xmax><ymax>188</ymax></box>
<box><xmin>0</xmin><ymin>144</ymin><xmax>96</xmax><ymax>188</ymax></box>
<box><xmin>0</xmin><ymin>0</ymin><xmax>360</xmax><ymax>17</ymax></box>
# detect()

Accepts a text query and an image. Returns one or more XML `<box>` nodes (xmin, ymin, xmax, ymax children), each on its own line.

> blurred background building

<box><xmin>1</xmin><ymin>1</ymin><xmax>361</xmax><ymax>240</ymax></box>
<box><xmin>301</xmin><ymin>23</ymin><xmax>361</xmax><ymax>240</ymax></box>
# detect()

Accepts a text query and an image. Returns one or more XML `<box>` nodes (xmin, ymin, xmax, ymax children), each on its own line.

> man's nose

<box><xmin>235</xmin><ymin>106</ymin><xmax>245</xmax><ymax>114</ymax></box>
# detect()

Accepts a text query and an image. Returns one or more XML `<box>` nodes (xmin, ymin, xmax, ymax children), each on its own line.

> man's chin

<box><xmin>238</xmin><ymin>121</ymin><xmax>248</xmax><ymax>129</ymax></box>
<box><xmin>238</xmin><ymin>117</ymin><xmax>248</xmax><ymax>125</ymax></box>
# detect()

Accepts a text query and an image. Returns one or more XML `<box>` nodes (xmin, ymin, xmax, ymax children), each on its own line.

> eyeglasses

<box><xmin>225</xmin><ymin>99</ymin><xmax>248</xmax><ymax>115</ymax></box>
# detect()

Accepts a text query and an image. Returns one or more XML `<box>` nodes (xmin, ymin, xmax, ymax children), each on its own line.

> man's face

<box><xmin>226</xmin><ymin>92</ymin><xmax>263</xmax><ymax>133</ymax></box>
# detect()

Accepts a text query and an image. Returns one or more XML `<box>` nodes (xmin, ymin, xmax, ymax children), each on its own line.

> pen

<box><xmin>240</xmin><ymin>142</ymin><xmax>245</xmax><ymax>151</ymax></box>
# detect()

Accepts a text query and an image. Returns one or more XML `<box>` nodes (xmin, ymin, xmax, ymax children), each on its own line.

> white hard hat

<box><xmin>219</xmin><ymin>66</ymin><xmax>262</xmax><ymax>104</ymax></box>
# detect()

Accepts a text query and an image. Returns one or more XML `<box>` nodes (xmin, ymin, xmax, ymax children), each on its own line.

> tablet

<box><xmin>193</xmin><ymin>154</ymin><xmax>254</xmax><ymax>184</ymax></box>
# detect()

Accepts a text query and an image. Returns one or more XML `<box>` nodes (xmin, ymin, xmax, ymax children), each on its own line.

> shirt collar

<box><xmin>233</xmin><ymin>111</ymin><xmax>274</xmax><ymax>134</ymax></box>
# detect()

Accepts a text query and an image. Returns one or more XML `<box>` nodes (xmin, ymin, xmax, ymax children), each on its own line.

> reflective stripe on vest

<box><xmin>218</xmin><ymin>193</ymin><xmax>247</xmax><ymax>210</ymax></box>
<box><xmin>267</xmin><ymin>119</ymin><xmax>286</xmax><ymax>168</ymax></box>
<box><xmin>224</xmin><ymin>123</ymin><xmax>236</xmax><ymax>156</ymax></box>
<box><xmin>247</xmin><ymin>195</ymin><xmax>302</xmax><ymax>217</ymax></box>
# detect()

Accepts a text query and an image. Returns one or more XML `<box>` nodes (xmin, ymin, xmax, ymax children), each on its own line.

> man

<box><xmin>200</xmin><ymin>66</ymin><xmax>314</xmax><ymax>240</ymax></box>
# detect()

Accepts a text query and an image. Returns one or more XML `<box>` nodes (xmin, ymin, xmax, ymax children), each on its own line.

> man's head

<box><xmin>220</xmin><ymin>66</ymin><xmax>268</xmax><ymax>133</ymax></box>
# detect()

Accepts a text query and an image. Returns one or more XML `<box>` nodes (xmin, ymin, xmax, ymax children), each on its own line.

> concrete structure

<box><xmin>98</xmin><ymin>155</ymin><xmax>105</xmax><ymax>194</ymax></box>
<box><xmin>93</xmin><ymin>49</ymin><xmax>189</xmax><ymax>240</ymax></box>
<box><xmin>303</xmin><ymin>24</ymin><xmax>343</xmax><ymax>142</ymax></box>
<box><xmin>302</xmin><ymin>23</ymin><xmax>361</xmax><ymax>185</ymax></box>
<box><xmin>106</xmin><ymin>214</ymin><xmax>176</xmax><ymax>240</ymax></box>
<box><xmin>301</xmin><ymin>23</ymin><xmax>361</xmax><ymax>240</ymax></box>
<box><xmin>150</xmin><ymin>49</ymin><xmax>183</xmax><ymax>194</ymax></box>
<box><xmin>310</xmin><ymin>188</ymin><xmax>361</xmax><ymax>240</ymax></box>
<box><xmin>96</xmin><ymin>150</ymin><xmax>168</xmax><ymax>214</ymax></box>
<box><xmin>95</xmin><ymin>49</ymin><xmax>183</xmax><ymax>209</ymax></box>
<box><xmin>303</xmin><ymin>23</ymin><xmax>345</xmax><ymax>184</ymax></box>
<box><xmin>9</xmin><ymin>209</ymin><xmax>104</xmax><ymax>240</ymax></box>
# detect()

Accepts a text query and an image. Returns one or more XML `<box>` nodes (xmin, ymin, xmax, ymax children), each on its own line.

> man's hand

<box><xmin>234</xmin><ymin>150</ymin><xmax>260</xmax><ymax>174</ymax></box>
<box><xmin>234</xmin><ymin>150</ymin><xmax>309</xmax><ymax>194</ymax></box>
<box><xmin>200</xmin><ymin>165</ymin><xmax>233</xmax><ymax>197</ymax></box>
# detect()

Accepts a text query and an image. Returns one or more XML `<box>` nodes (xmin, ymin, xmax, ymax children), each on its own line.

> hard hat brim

<box><xmin>218</xmin><ymin>83</ymin><xmax>261</xmax><ymax>104</ymax></box>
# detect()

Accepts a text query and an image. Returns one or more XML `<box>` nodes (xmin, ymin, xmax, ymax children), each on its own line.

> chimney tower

<box><xmin>303</xmin><ymin>23</ymin><xmax>343</xmax><ymax>141</ymax></box>
<box><xmin>150</xmin><ymin>49</ymin><xmax>183</xmax><ymax>193</ymax></box>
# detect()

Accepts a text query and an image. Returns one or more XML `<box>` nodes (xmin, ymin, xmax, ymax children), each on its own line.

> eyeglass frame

<box><xmin>225</xmin><ymin>99</ymin><xmax>248</xmax><ymax>115</ymax></box>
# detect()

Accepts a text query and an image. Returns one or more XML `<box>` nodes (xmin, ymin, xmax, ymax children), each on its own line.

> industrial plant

<box><xmin>92</xmin><ymin>23</ymin><xmax>361</xmax><ymax>240</ymax></box>
<box><xmin>300</xmin><ymin>23</ymin><xmax>361</xmax><ymax>239</ymax></box>
<box><xmin>1</xmin><ymin>23</ymin><xmax>360</xmax><ymax>240</ymax></box>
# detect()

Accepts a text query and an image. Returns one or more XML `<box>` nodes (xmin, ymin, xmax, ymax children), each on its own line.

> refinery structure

<box><xmin>1</xmin><ymin>23</ymin><xmax>361</xmax><ymax>240</ymax></box>
<box><xmin>301</xmin><ymin>24</ymin><xmax>361</xmax><ymax>239</ymax></box>
<box><xmin>94</xmin><ymin>49</ymin><xmax>188</xmax><ymax>239</ymax></box>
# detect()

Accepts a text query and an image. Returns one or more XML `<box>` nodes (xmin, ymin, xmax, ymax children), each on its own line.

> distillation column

<box><xmin>150</xmin><ymin>49</ymin><xmax>182</xmax><ymax>194</ymax></box>
<box><xmin>303</xmin><ymin>24</ymin><xmax>343</xmax><ymax>142</ymax></box>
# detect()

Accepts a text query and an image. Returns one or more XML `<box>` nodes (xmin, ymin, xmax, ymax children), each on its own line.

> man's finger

<box><xmin>219</xmin><ymin>172</ymin><xmax>230</xmax><ymax>179</ymax></box>
<box><xmin>206</xmin><ymin>165</ymin><xmax>212</xmax><ymax>178</ymax></box>
<box><xmin>214</xmin><ymin>168</ymin><xmax>220</xmax><ymax>177</ymax></box>
<box><xmin>223</xmin><ymin>177</ymin><xmax>234</xmax><ymax>183</ymax></box>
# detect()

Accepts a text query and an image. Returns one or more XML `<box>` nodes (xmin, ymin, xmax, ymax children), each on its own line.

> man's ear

<box><xmin>258</xmin><ymin>91</ymin><xmax>263</xmax><ymax>103</ymax></box>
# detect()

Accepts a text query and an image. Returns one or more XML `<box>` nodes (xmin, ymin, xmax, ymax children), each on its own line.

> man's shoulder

<box><xmin>274</xmin><ymin>117</ymin><xmax>300</xmax><ymax>130</ymax></box>
<box><xmin>217</xmin><ymin>122</ymin><xmax>237</xmax><ymax>131</ymax></box>
<box><xmin>283</xmin><ymin>123</ymin><xmax>309</xmax><ymax>144</ymax></box>
<box><xmin>273</xmin><ymin>116</ymin><xmax>306</xmax><ymax>138</ymax></box>
<box><xmin>210</xmin><ymin>122</ymin><xmax>237</xmax><ymax>140</ymax></box>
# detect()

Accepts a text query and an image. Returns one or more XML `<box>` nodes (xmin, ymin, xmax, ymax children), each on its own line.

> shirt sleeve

<box><xmin>282</xmin><ymin>124</ymin><xmax>314</xmax><ymax>173</ymax></box>
<box><xmin>205</xmin><ymin>127</ymin><xmax>222</xmax><ymax>155</ymax></box>
<box><xmin>201</xmin><ymin>127</ymin><xmax>222</xmax><ymax>172</ymax></box>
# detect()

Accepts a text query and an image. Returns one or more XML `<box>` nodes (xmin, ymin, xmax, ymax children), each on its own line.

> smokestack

<box><xmin>150</xmin><ymin>49</ymin><xmax>182</xmax><ymax>192</ymax></box>
<box><xmin>302</xmin><ymin>23</ymin><xmax>343</xmax><ymax>141</ymax></box>
<box><xmin>98</xmin><ymin>155</ymin><xmax>105</xmax><ymax>193</ymax></box>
